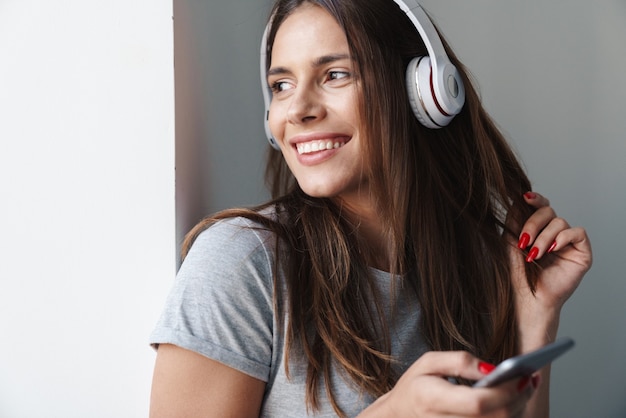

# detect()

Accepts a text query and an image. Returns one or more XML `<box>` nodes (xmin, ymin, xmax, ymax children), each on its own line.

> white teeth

<box><xmin>296</xmin><ymin>140</ymin><xmax>345</xmax><ymax>155</ymax></box>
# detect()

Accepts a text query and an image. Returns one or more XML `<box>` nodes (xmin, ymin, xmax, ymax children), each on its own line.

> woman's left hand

<box><xmin>509</xmin><ymin>192</ymin><xmax>593</xmax><ymax>348</ymax></box>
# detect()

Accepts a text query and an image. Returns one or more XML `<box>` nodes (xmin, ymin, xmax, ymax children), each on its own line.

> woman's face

<box><xmin>267</xmin><ymin>4</ymin><xmax>368</xmax><ymax>203</ymax></box>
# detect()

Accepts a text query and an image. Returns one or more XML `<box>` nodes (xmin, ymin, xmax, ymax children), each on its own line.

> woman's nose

<box><xmin>286</xmin><ymin>86</ymin><xmax>326</xmax><ymax>125</ymax></box>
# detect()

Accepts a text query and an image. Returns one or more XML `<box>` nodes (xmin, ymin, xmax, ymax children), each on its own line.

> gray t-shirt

<box><xmin>150</xmin><ymin>215</ymin><xmax>429</xmax><ymax>417</ymax></box>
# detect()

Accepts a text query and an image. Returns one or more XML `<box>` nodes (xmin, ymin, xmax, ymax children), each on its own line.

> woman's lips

<box><xmin>288</xmin><ymin>133</ymin><xmax>351</xmax><ymax>165</ymax></box>
<box><xmin>296</xmin><ymin>139</ymin><xmax>346</xmax><ymax>155</ymax></box>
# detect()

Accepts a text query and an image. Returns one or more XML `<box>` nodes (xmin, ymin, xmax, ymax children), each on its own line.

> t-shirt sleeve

<box><xmin>149</xmin><ymin>217</ymin><xmax>275</xmax><ymax>382</ymax></box>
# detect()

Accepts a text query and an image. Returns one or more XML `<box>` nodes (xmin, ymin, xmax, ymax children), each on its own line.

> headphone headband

<box><xmin>260</xmin><ymin>0</ymin><xmax>465</xmax><ymax>149</ymax></box>
<box><xmin>394</xmin><ymin>0</ymin><xmax>465</xmax><ymax>118</ymax></box>
<box><xmin>259</xmin><ymin>17</ymin><xmax>275</xmax><ymax>148</ymax></box>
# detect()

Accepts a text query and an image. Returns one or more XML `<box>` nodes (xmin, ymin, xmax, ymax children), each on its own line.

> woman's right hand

<box><xmin>359</xmin><ymin>351</ymin><xmax>538</xmax><ymax>418</ymax></box>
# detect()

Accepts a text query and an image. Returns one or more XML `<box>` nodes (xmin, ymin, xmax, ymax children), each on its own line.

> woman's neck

<box><xmin>334</xmin><ymin>195</ymin><xmax>393</xmax><ymax>272</ymax></box>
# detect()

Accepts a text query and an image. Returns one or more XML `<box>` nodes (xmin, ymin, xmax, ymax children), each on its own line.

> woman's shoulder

<box><xmin>184</xmin><ymin>208</ymin><xmax>279</xmax><ymax>273</ymax></box>
<box><xmin>203</xmin><ymin>205</ymin><xmax>278</xmax><ymax>241</ymax></box>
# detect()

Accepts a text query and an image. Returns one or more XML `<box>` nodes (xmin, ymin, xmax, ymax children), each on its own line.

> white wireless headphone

<box><xmin>260</xmin><ymin>0</ymin><xmax>465</xmax><ymax>149</ymax></box>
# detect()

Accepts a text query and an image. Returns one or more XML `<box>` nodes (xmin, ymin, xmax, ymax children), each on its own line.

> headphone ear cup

<box><xmin>264</xmin><ymin>107</ymin><xmax>280</xmax><ymax>150</ymax></box>
<box><xmin>405</xmin><ymin>56</ymin><xmax>454</xmax><ymax>129</ymax></box>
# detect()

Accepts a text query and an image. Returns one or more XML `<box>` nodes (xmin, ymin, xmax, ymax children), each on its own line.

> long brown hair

<box><xmin>184</xmin><ymin>0</ymin><xmax>539</xmax><ymax>416</ymax></box>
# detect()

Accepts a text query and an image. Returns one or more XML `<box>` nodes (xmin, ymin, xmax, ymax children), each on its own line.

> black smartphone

<box><xmin>473</xmin><ymin>337</ymin><xmax>575</xmax><ymax>388</ymax></box>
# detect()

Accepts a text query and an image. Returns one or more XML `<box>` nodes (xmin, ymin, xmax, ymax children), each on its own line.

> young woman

<box><xmin>149</xmin><ymin>0</ymin><xmax>592</xmax><ymax>416</ymax></box>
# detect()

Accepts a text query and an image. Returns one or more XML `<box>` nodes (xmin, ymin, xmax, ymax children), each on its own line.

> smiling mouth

<box><xmin>296</xmin><ymin>139</ymin><xmax>348</xmax><ymax>155</ymax></box>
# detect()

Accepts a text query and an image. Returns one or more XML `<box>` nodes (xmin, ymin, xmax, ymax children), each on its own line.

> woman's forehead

<box><xmin>271</xmin><ymin>3</ymin><xmax>349</xmax><ymax>60</ymax></box>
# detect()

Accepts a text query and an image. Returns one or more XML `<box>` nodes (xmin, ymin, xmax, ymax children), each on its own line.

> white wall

<box><xmin>0</xmin><ymin>1</ymin><xmax>174</xmax><ymax>417</ymax></box>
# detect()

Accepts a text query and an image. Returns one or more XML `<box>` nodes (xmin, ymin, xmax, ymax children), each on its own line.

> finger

<box><xmin>510</xmin><ymin>374</ymin><xmax>541</xmax><ymax>416</ymax></box>
<box><xmin>431</xmin><ymin>377</ymin><xmax>532</xmax><ymax>416</ymax></box>
<box><xmin>523</xmin><ymin>216</ymin><xmax>571</xmax><ymax>263</ymax></box>
<box><xmin>467</xmin><ymin>375</ymin><xmax>537</xmax><ymax>416</ymax></box>
<box><xmin>505</xmin><ymin>192</ymin><xmax>546</xmax><ymax>235</ymax></box>
<box><xmin>409</xmin><ymin>351</ymin><xmax>486</xmax><ymax>382</ymax></box>
<box><xmin>550</xmin><ymin>226</ymin><xmax>591</xmax><ymax>253</ymax></box>
<box><xmin>401</xmin><ymin>354</ymin><xmax>537</xmax><ymax>417</ymax></box>
<box><xmin>506</xmin><ymin>379</ymin><xmax>535</xmax><ymax>418</ymax></box>
<box><xmin>523</xmin><ymin>191</ymin><xmax>550</xmax><ymax>208</ymax></box>
<box><xmin>517</xmin><ymin>206</ymin><xmax>558</xmax><ymax>249</ymax></box>
<box><xmin>548</xmin><ymin>226</ymin><xmax>593</xmax><ymax>267</ymax></box>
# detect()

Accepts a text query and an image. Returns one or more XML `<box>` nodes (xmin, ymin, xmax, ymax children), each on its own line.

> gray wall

<box><xmin>174</xmin><ymin>1</ymin><xmax>626</xmax><ymax>417</ymax></box>
<box><xmin>174</xmin><ymin>0</ymin><xmax>273</xmax><ymax>252</ymax></box>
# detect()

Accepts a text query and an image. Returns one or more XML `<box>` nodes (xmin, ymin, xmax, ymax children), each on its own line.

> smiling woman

<box><xmin>149</xmin><ymin>1</ymin><xmax>592</xmax><ymax>417</ymax></box>
<box><xmin>267</xmin><ymin>5</ymin><xmax>364</xmax><ymax>201</ymax></box>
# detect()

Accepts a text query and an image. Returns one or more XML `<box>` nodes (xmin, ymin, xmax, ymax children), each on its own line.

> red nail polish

<box><xmin>478</xmin><ymin>361</ymin><xmax>496</xmax><ymax>375</ymax></box>
<box><xmin>526</xmin><ymin>247</ymin><xmax>539</xmax><ymax>263</ymax></box>
<box><xmin>517</xmin><ymin>376</ymin><xmax>531</xmax><ymax>392</ymax></box>
<box><xmin>518</xmin><ymin>233</ymin><xmax>530</xmax><ymax>249</ymax></box>
<box><xmin>524</xmin><ymin>192</ymin><xmax>536</xmax><ymax>200</ymax></box>
<box><xmin>548</xmin><ymin>241</ymin><xmax>557</xmax><ymax>253</ymax></box>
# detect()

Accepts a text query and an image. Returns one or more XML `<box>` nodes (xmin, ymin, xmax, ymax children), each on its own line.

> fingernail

<box><xmin>548</xmin><ymin>241</ymin><xmax>557</xmax><ymax>253</ymax></box>
<box><xmin>518</xmin><ymin>233</ymin><xmax>530</xmax><ymax>249</ymax></box>
<box><xmin>524</xmin><ymin>192</ymin><xmax>537</xmax><ymax>200</ymax></box>
<box><xmin>526</xmin><ymin>247</ymin><xmax>539</xmax><ymax>263</ymax></box>
<box><xmin>478</xmin><ymin>361</ymin><xmax>496</xmax><ymax>375</ymax></box>
<box><xmin>517</xmin><ymin>376</ymin><xmax>531</xmax><ymax>392</ymax></box>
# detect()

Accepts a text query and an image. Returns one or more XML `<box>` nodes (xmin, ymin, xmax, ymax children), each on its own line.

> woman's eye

<box><xmin>270</xmin><ymin>81</ymin><xmax>292</xmax><ymax>93</ymax></box>
<box><xmin>328</xmin><ymin>71</ymin><xmax>350</xmax><ymax>81</ymax></box>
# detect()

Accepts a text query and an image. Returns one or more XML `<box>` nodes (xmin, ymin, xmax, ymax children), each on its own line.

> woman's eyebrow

<box><xmin>313</xmin><ymin>53</ymin><xmax>351</xmax><ymax>67</ymax></box>
<box><xmin>267</xmin><ymin>53</ymin><xmax>352</xmax><ymax>78</ymax></box>
<box><xmin>266</xmin><ymin>66</ymin><xmax>290</xmax><ymax>78</ymax></box>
